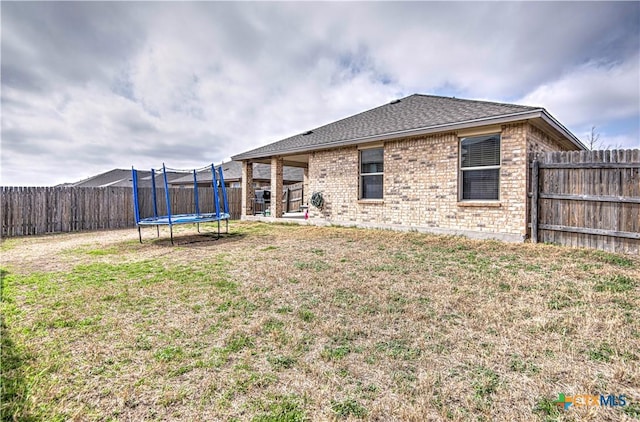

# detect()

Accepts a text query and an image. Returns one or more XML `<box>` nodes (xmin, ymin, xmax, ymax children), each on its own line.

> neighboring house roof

<box><xmin>171</xmin><ymin>161</ymin><xmax>304</xmax><ymax>185</ymax></box>
<box><xmin>220</xmin><ymin>161</ymin><xmax>304</xmax><ymax>183</ymax></box>
<box><xmin>68</xmin><ymin>169</ymin><xmax>136</xmax><ymax>188</ymax></box>
<box><xmin>232</xmin><ymin>94</ymin><xmax>584</xmax><ymax>160</ymax></box>
<box><xmin>68</xmin><ymin>169</ymin><xmax>185</xmax><ymax>188</ymax></box>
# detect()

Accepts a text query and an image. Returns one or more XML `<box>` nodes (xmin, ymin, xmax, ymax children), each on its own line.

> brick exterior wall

<box><xmin>241</xmin><ymin>161</ymin><xmax>254</xmax><ymax>216</ymax></box>
<box><xmin>270</xmin><ymin>157</ymin><xmax>284</xmax><ymax>217</ymax></box>
<box><xmin>306</xmin><ymin>122</ymin><xmax>566</xmax><ymax>241</ymax></box>
<box><xmin>527</xmin><ymin>124</ymin><xmax>568</xmax><ymax>154</ymax></box>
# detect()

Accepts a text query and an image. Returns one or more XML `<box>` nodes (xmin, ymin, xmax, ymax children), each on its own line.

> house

<box><xmin>231</xmin><ymin>94</ymin><xmax>585</xmax><ymax>242</ymax></box>
<box><xmin>64</xmin><ymin>168</ymin><xmax>186</xmax><ymax>188</ymax></box>
<box><xmin>170</xmin><ymin>160</ymin><xmax>304</xmax><ymax>188</ymax></box>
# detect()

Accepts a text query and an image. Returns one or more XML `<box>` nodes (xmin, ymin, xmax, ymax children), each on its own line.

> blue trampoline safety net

<box><xmin>131</xmin><ymin>163</ymin><xmax>230</xmax><ymax>243</ymax></box>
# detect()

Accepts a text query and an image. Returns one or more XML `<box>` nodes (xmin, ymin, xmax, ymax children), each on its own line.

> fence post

<box><xmin>531</xmin><ymin>159</ymin><xmax>539</xmax><ymax>243</ymax></box>
<box><xmin>284</xmin><ymin>187</ymin><xmax>290</xmax><ymax>213</ymax></box>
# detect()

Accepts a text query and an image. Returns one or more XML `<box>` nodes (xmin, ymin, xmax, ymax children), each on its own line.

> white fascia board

<box><xmin>539</xmin><ymin>110</ymin><xmax>586</xmax><ymax>150</ymax></box>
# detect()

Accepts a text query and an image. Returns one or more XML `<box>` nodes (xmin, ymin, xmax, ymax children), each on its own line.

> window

<box><xmin>359</xmin><ymin>148</ymin><xmax>383</xmax><ymax>199</ymax></box>
<box><xmin>460</xmin><ymin>134</ymin><xmax>500</xmax><ymax>200</ymax></box>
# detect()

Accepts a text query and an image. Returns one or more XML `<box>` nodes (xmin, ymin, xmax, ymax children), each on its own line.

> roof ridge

<box><xmin>301</xmin><ymin>93</ymin><xmax>415</xmax><ymax>134</ymax></box>
<box><xmin>71</xmin><ymin>168</ymin><xmax>130</xmax><ymax>186</ymax></box>
<box><xmin>413</xmin><ymin>93</ymin><xmax>539</xmax><ymax>110</ymax></box>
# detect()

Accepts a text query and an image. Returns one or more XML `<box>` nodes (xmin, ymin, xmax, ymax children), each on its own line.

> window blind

<box><xmin>461</xmin><ymin>135</ymin><xmax>500</xmax><ymax>168</ymax></box>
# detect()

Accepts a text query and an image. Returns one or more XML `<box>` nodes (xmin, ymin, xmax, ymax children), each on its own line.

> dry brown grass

<box><xmin>1</xmin><ymin>222</ymin><xmax>639</xmax><ymax>421</ymax></box>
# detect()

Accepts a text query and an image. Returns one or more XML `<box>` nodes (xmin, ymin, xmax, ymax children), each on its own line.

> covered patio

<box><xmin>239</xmin><ymin>154</ymin><xmax>310</xmax><ymax>219</ymax></box>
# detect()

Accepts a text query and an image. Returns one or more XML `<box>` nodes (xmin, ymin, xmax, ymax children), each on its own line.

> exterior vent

<box><xmin>390</xmin><ymin>99</ymin><xmax>401</xmax><ymax>104</ymax></box>
<box><xmin>302</xmin><ymin>130</ymin><xmax>313</xmax><ymax>136</ymax></box>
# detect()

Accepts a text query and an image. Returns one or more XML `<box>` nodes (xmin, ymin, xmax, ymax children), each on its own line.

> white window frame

<box><xmin>359</xmin><ymin>146</ymin><xmax>384</xmax><ymax>200</ymax></box>
<box><xmin>459</xmin><ymin>133</ymin><xmax>501</xmax><ymax>201</ymax></box>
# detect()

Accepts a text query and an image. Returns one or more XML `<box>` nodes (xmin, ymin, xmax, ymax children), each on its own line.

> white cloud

<box><xmin>1</xmin><ymin>2</ymin><xmax>639</xmax><ymax>185</ymax></box>
<box><xmin>519</xmin><ymin>56</ymin><xmax>640</xmax><ymax>127</ymax></box>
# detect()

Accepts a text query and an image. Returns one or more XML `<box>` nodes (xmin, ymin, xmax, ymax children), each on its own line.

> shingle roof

<box><xmin>67</xmin><ymin>169</ymin><xmax>132</xmax><ymax>187</ymax></box>
<box><xmin>232</xmin><ymin>94</ymin><xmax>578</xmax><ymax>160</ymax></box>
<box><xmin>68</xmin><ymin>169</ymin><xmax>186</xmax><ymax>188</ymax></box>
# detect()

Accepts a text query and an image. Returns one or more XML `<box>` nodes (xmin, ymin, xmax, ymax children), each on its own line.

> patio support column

<box><xmin>303</xmin><ymin>166</ymin><xmax>309</xmax><ymax>205</ymax></box>
<box><xmin>241</xmin><ymin>160</ymin><xmax>254</xmax><ymax>217</ymax></box>
<box><xmin>271</xmin><ymin>157</ymin><xmax>284</xmax><ymax>218</ymax></box>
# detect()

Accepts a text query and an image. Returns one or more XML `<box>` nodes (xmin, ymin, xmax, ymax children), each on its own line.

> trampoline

<box><xmin>131</xmin><ymin>163</ymin><xmax>230</xmax><ymax>244</ymax></box>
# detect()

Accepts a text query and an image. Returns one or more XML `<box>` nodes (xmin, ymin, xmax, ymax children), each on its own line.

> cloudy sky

<box><xmin>2</xmin><ymin>1</ymin><xmax>639</xmax><ymax>186</ymax></box>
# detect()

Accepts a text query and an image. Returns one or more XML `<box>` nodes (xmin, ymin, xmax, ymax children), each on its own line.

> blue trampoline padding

<box><xmin>137</xmin><ymin>213</ymin><xmax>230</xmax><ymax>226</ymax></box>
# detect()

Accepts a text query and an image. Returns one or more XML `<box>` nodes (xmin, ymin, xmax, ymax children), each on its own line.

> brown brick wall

<box><xmin>307</xmin><ymin>122</ymin><xmax>546</xmax><ymax>240</ymax></box>
<box><xmin>241</xmin><ymin>161</ymin><xmax>254</xmax><ymax>216</ymax></box>
<box><xmin>270</xmin><ymin>157</ymin><xmax>284</xmax><ymax>217</ymax></box>
<box><xmin>308</xmin><ymin>146</ymin><xmax>360</xmax><ymax>221</ymax></box>
<box><xmin>527</xmin><ymin>124</ymin><xmax>571</xmax><ymax>154</ymax></box>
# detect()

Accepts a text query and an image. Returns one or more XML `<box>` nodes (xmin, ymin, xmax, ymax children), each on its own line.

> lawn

<box><xmin>1</xmin><ymin>222</ymin><xmax>639</xmax><ymax>421</ymax></box>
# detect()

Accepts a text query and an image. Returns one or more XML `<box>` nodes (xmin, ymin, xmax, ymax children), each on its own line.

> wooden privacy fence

<box><xmin>530</xmin><ymin>149</ymin><xmax>640</xmax><ymax>254</ymax></box>
<box><xmin>1</xmin><ymin>186</ymin><xmax>242</xmax><ymax>237</ymax></box>
<box><xmin>283</xmin><ymin>182</ymin><xmax>304</xmax><ymax>213</ymax></box>
<box><xmin>253</xmin><ymin>183</ymin><xmax>305</xmax><ymax>215</ymax></box>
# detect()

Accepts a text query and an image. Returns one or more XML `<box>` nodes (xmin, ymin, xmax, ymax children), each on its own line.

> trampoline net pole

<box><xmin>131</xmin><ymin>168</ymin><xmax>140</xmax><ymax>225</ymax></box>
<box><xmin>151</xmin><ymin>169</ymin><xmax>158</xmax><ymax>218</ymax></box>
<box><xmin>162</xmin><ymin>163</ymin><xmax>172</xmax><ymax>225</ymax></box>
<box><xmin>193</xmin><ymin>170</ymin><xmax>200</xmax><ymax>217</ymax></box>
<box><xmin>211</xmin><ymin>165</ymin><xmax>220</xmax><ymax>219</ymax></box>
<box><xmin>218</xmin><ymin>167</ymin><xmax>229</xmax><ymax>215</ymax></box>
